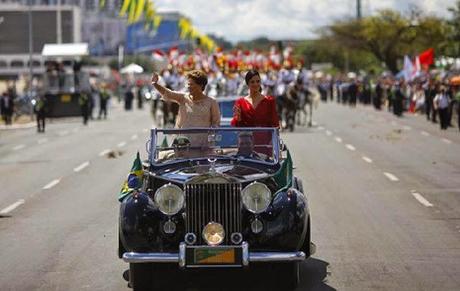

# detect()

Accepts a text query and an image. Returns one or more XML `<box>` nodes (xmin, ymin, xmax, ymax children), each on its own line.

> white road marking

<box><xmin>362</xmin><ymin>156</ymin><xmax>373</xmax><ymax>163</ymax></box>
<box><xmin>411</xmin><ymin>191</ymin><xmax>433</xmax><ymax>207</ymax></box>
<box><xmin>345</xmin><ymin>144</ymin><xmax>356</xmax><ymax>151</ymax></box>
<box><xmin>0</xmin><ymin>199</ymin><xmax>25</xmax><ymax>215</ymax></box>
<box><xmin>37</xmin><ymin>138</ymin><xmax>48</xmax><ymax>144</ymax></box>
<box><xmin>73</xmin><ymin>161</ymin><xmax>90</xmax><ymax>173</ymax></box>
<box><xmin>131</xmin><ymin>134</ymin><xmax>138</xmax><ymax>140</ymax></box>
<box><xmin>43</xmin><ymin>179</ymin><xmax>60</xmax><ymax>190</ymax></box>
<box><xmin>335</xmin><ymin>137</ymin><xmax>342</xmax><ymax>143</ymax></box>
<box><xmin>421</xmin><ymin>131</ymin><xmax>430</xmax><ymax>136</ymax></box>
<box><xmin>117</xmin><ymin>141</ymin><xmax>127</xmax><ymax>148</ymax></box>
<box><xmin>326</xmin><ymin>130</ymin><xmax>332</xmax><ymax>136</ymax></box>
<box><xmin>99</xmin><ymin>149</ymin><xmax>111</xmax><ymax>157</ymax></box>
<box><xmin>318</xmin><ymin>126</ymin><xmax>324</xmax><ymax>130</ymax></box>
<box><xmin>442</xmin><ymin>138</ymin><xmax>452</xmax><ymax>144</ymax></box>
<box><xmin>13</xmin><ymin>144</ymin><xmax>26</xmax><ymax>151</ymax></box>
<box><xmin>58</xmin><ymin>130</ymin><xmax>69</xmax><ymax>136</ymax></box>
<box><xmin>403</xmin><ymin>125</ymin><xmax>412</xmax><ymax>130</ymax></box>
<box><xmin>383</xmin><ymin>172</ymin><xmax>399</xmax><ymax>182</ymax></box>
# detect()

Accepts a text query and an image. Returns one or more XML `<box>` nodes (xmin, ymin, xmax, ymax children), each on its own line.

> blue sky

<box><xmin>156</xmin><ymin>0</ymin><xmax>457</xmax><ymax>42</ymax></box>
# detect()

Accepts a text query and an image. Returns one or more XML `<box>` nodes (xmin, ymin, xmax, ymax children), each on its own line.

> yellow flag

<box><xmin>128</xmin><ymin>0</ymin><xmax>137</xmax><ymax>23</ymax></box>
<box><xmin>119</xmin><ymin>0</ymin><xmax>131</xmax><ymax>16</ymax></box>
<box><xmin>134</xmin><ymin>0</ymin><xmax>145</xmax><ymax>22</ymax></box>
<box><xmin>153</xmin><ymin>15</ymin><xmax>162</xmax><ymax>29</ymax></box>
<box><xmin>146</xmin><ymin>5</ymin><xmax>154</xmax><ymax>20</ymax></box>
<box><xmin>179</xmin><ymin>18</ymin><xmax>192</xmax><ymax>39</ymax></box>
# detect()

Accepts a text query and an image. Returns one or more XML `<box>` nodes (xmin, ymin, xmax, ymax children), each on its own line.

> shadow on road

<box><xmin>122</xmin><ymin>257</ymin><xmax>334</xmax><ymax>291</ymax></box>
<box><xmin>298</xmin><ymin>257</ymin><xmax>335</xmax><ymax>291</ymax></box>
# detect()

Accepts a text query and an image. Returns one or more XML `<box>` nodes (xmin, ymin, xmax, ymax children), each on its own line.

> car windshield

<box><xmin>152</xmin><ymin>128</ymin><xmax>279</xmax><ymax>164</ymax></box>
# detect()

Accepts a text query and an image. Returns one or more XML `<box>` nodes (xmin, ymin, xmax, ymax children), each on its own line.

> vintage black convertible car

<box><xmin>118</xmin><ymin>127</ymin><xmax>314</xmax><ymax>290</ymax></box>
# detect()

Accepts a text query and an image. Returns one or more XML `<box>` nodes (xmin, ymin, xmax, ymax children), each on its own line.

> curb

<box><xmin>0</xmin><ymin>122</ymin><xmax>36</xmax><ymax>130</ymax></box>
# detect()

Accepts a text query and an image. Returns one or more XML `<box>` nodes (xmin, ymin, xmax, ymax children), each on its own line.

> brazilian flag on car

<box><xmin>273</xmin><ymin>150</ymin><xmax>293</xmax><ymax>192</ymax></box>
<box><xmin>118</xmin><ymin>152</ymin><xmax>143</xmax><ymax>202</ymax></box>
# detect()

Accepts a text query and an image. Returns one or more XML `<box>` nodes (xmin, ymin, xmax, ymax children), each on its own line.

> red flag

<box><xmin>152</xmin><ymin>49</ymin><xmax>166</xmax><ymax>61</ymax></box>
<box><xmin>418</xmin><ymin>48</ymin><xmax>434</xmax><ymax>70</ymax></box>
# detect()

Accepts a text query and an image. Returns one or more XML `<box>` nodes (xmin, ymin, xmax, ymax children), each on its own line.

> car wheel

<box><xmin>275</xmin><ymin>262</ymin><xmax>300</xmax><ymax>290</ymax></box>
<box><xmin>130</xmin><ymin>263</ymin><xmax>153</xmax><ymax>291</ymax></box>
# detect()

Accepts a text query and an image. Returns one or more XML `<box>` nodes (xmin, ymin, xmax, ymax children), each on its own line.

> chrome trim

<box><xmin>154</xmin><ymin>183</ymin><xmax>185</xmax><ymax>215</ymax></box>
<box><xmin>251</xmin><ymin>218</ymin><xmax>263</xmax><ymax>234</ymax></box>
<box><xmin>184</xmin><ymin>233</ymin><xmax>197</xmax><ymax>245</ymax></box>
<box><xmin>241</xmin><ymin>182</ymin><xmax>271</xmax><ymax>214</ymax></box>
<box><xmin>249</xmin><ymin>251</ymin><xmax>305</xmax><ymax>262</ymax></box>
<box><xmin>185</xmin><ymin>182</ymin><xmax>242</xmax><ymax>245</ymax></box>
<box><xmin>122</xmin><ymin>252</ymin><xmax>179</xmax><ymax>263</ymax></box>
<box><xmin>242</xmin><ymin>242</ymin><xmax>249</xmax><ymax>266</ymax></box>
<box><xmin>150</xmin><ymin>128</ymin><xmax>156</xmax><ymax>164</ymax></box>
<box><xmin>231</xmin><ymin>232</ymin><xmax>243</xmax><ymax>245</ymax></box>
<box><xmin>163</xmin><ymin>220</ymin><xmax>176</xmax><ymax>234</ymax></box>
<box><xmin>179</xmin><ymin>243</ymin><xmax>186</xmax><ymax>267</ymax></box>
<box><xmin>122</xmin><ymin>250</ymin><xmax>305</xmax><ymax>265</ymax></box>
<box><xmin>152</xmin><ymin>127</ymin><xmax>279</xmax><ymax>165</ymax></box>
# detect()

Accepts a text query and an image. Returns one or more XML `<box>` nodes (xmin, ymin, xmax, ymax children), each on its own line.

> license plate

<box><xmin>60</xmin><ymin>94</ymin><xmax>71</xmax><ymax>103</ymax></box>
<box><xmin>185</xmin><ymin>246</ymin><xmax>242</xmax><ymax>267</ymax></box>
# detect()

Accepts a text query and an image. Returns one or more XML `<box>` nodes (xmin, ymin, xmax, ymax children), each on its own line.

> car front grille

<box><xmin>185</xmin><ymin>183</ymin><xmax>242</xmax><ymax>245</ymax></box>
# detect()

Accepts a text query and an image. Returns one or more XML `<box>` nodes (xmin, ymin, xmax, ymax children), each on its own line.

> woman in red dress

<box><xmin>231</xmin><ymin>70</ymin><xmax>279</xmax><ymax>156</ymax></box>
<box><xmin>231</xmin><ymin>70</ymin><xmax>279</xmax><ymax>127</ymax></box>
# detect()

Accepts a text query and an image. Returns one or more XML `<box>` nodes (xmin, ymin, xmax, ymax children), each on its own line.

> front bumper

<box><xmin>122</xmin><ymin>242</ymin><xmax>306</xmax><ymax>267</ymax></box>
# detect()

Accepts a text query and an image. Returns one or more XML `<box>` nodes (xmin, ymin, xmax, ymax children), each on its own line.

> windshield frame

<box><xmin>149</xmin><ymin>127</ymin><xmax>280</xmax><ymax>166</ymax></box>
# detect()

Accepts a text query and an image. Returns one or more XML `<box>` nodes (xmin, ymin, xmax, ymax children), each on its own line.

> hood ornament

<box><xmin>208</xmin><ymin>158</ymin><xmax>217</xmax><ymax>175</ymax></box>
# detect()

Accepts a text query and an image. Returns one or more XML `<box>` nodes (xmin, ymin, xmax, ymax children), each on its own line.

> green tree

<box><xmin>321</xmin><ymin>9</ymin><xmax>450</xmax><ymax>73</ymax></box>
<box><xmin>294</xmin><ymin>38</ymin><xmax>381</xmax><ymax>73</ymax></box>
<box><xmin>448</xmin><ymin>0</ymin><xmax>460</xmax><ymax>56</ymax></box>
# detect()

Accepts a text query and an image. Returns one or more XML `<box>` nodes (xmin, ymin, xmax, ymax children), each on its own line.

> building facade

<box><xmin>0</xmin><ymin>1</ymin><xmax>189</xmax><ymax>77</ymax></box>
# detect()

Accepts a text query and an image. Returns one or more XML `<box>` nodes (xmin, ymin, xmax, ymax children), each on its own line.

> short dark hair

<box><xmin>186</xmin><ymin>70</ymin><xmax>208</xmax><ymax>91</ymax></box>
<box><xmin>245</xmin><ymin>70</ymin><xmax>260</xmax><ymax>85</ymax></box>
<box><xmin>238</xmin><ymin>131</ymin><xmax>253</xmax><ymax>140</ymax></box>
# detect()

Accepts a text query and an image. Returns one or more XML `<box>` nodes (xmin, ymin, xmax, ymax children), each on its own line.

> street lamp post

<box><xmin>357</xmin><ymin>0</ymin><xmax>362</xmax><ymax>19</ymax></box>
<box><xmin>27</xmin><ymin>0</ymin><xmax>34</xmax><ymax>103</ymax></box>
<box><xmin>57</xmin><ymin>0</ymin><xmax>62</xmax><ymax>44</ymax></box>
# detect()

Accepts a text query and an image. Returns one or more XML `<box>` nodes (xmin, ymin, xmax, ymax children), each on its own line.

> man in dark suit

<box><xmin>0</xmin><ymin>92</ymin><xmax>14</xmax><ymax>125</ymax></box>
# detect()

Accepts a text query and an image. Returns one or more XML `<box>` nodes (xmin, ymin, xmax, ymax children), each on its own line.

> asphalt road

<box><xmin>0</xmin><ymin>100</ymin><xmax>459</xmax><ymax>291</ymax></box>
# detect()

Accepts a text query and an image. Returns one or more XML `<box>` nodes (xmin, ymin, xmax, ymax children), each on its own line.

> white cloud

<box><xmin>155</xmin><ymin>0</ymin><xmax>457</xmax><ymax>42</ymax></box>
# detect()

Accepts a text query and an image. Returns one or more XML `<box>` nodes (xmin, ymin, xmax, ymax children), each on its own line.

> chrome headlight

<box><xmin>202</xmin><ymin>222</ymin><xmax>225</xmax><ymax>246</ymax></box>
<box><xmin>241</xmin><ymin>182</ymin><xmax>271</xmax><ymax>214</ymax></box>
<box><xmin>154</xmin><ymin>184</ymin><xmax>184</xmax><ymax>215</ymax></box>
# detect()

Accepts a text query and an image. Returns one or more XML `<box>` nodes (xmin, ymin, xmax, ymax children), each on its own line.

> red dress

<box><xmin>231</xmin><ymin>96</ymin><xmax>279</xmax><ymax>156</ymax></box>
<box><xmin>230</xmin><ymin>96</ymin><xmax>279</xmax><ymax>127</ymax></box>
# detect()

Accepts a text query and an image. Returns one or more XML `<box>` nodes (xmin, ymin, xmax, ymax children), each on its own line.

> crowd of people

<box><xmin>3</xmin><ymin>47</ymin><xmax>459</xmax><ymax>135</ymax></box>
<box><xmin>312</xmin><ymin>72</ymin><xmax>460</xmax><ymax>132</ymax></box>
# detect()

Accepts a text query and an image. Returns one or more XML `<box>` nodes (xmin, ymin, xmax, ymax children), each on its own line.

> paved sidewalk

<box><xmin>0</xmin><ymin>115</ymin><xmax>35</xmax><ymax>130</ymax></box>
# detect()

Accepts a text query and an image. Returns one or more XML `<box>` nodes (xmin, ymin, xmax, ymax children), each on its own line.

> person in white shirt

<box><xmin>434</xmin><ymin>86</ymin><xmax>450</xmax><ymax>130</ymax></box>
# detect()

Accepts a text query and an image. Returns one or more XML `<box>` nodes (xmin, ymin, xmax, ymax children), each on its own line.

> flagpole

<box><xmin>56</xmin><ymin>0</ymin><xmax>62</xmax><ymax>44</ymax></box>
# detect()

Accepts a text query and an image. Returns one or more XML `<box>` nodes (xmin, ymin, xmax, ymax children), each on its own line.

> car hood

<box><xmin>157</xmin><ymin>162</ymin><xmax>276</xmax><ymax>184</ymax></box>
